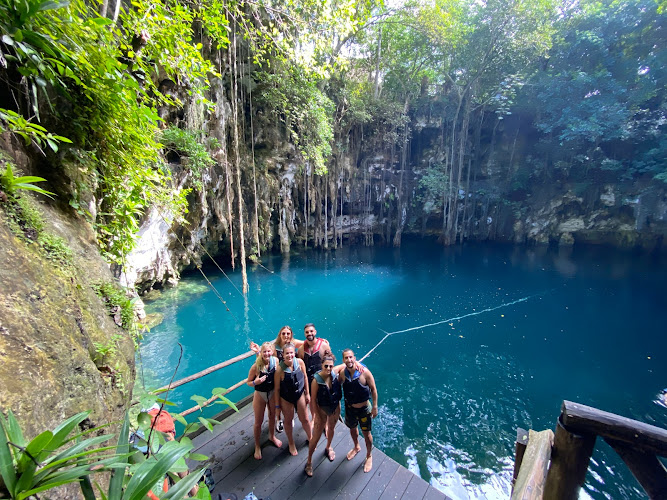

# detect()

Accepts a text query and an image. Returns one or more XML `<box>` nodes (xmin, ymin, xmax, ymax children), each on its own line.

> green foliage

<box><xmin>92</xmin><ymin>281</ymin><xmax>136</xmax><ymax>333</ymax></box>
<box><xmin>37</xmin><ymin>231</ymin><xmax>73</xmax><ymax>267</ymax></box>
<box><xmin>257</xmin><ymin>64</ymin><xmax>334</xmax><ymax>174</ymax></box>
<box><xmin>0</xmin><ymin>409</ymin><xmax>125</xmax><ymax>500</ymax></box>
<box><xmin>0</xmin><ymin>163</ymin><xmax>54</xmax><ymax>199</ymax></box>
<box><xmin>418</xmin><ymin>162</ymin><xmax>448</xmax><ymax>213</ymax></box>
<box><xmin>160</xmin><ymin>126</ymin><xmax>216</xmax><ymax>187</ymax></box>
<box><xmin>0</xmin><ymin>109</ymin><xmax>72</xmax><ymax>154</ymax></box>
<box><xmin>93</xmin><ymin>333</ymin><xmax>125</xmax><ymax>363</ymax></box>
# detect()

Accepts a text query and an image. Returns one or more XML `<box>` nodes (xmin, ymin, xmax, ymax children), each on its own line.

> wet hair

<box><xmin>304</xmin><ymin>323</ymin><xmax>315</xmax><ymax>331</ymax></box>
<box><xmin>342</xmin><ymin>348</ymin><xmax>355</xmax><ymax>357</ymax></box>
<box><xmin>321</xmin><ymin>349</ymin><xmax>335</xmax><ymax>365</ymax></box>
<box><xmin>254</xmin><ymin>342</ymin><xmax>274</xmax><ymax>373</ymax></box>
<box><xmin>275</xmin><ymin>325</ymin><xmax>293</xmax><ymax>347</ymax></box>
<box><xmin>282</xmin><ymin>342</ymin><xmax>296</xmax><ymax>354</ymax></box>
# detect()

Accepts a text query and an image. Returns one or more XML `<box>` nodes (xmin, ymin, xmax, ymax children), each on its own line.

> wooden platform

<box><xmin>190</xmin><ymin>402</ymin><xmax>450</xmax><ymax>500</ymax></box>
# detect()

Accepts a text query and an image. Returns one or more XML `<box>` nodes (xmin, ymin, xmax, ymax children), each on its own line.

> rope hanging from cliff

<box><xmin>155</xmin><ymin>210</ymin><xmax>272</xmax><ymax>338</ymax></box>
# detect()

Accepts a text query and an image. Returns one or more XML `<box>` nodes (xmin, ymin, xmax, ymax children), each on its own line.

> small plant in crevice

<box><xmin>92</xmin><ymin>281</ymin><xmax>144</xmax><ymax>351</ymax></box>
<box><xmin>160</xmin><ymin>126</ymin><xmax>216</xmax><ymax>188</ymax></box>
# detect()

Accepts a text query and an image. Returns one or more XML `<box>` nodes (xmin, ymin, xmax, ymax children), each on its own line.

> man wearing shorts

<box><xmin>338</xmin><ymin>348</ymin><xmax>378</xmax><ymax>473</ymax></box>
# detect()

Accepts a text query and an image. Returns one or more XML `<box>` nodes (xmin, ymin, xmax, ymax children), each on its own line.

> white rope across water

<box><xmin>359</xmin><ymin>293</ymin><xmax>540</xmax><ymax>363</ymax></box>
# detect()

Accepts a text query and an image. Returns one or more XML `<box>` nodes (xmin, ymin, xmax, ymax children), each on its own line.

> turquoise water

<box><xmin>139</xmin><ymin>240</ymin><xmax>667</xmax><ymax>499</ymax></box>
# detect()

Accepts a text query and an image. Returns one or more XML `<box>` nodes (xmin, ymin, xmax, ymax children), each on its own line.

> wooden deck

<box><xmin>190</xmin><ymin>400</ymin><xmax>450</xmax><ymax>500</ymax></box>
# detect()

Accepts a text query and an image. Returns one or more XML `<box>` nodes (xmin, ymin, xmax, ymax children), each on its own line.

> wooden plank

<box><xmin>400</xmin><ymin>474</ymin><xmax>429</xmax><ymax>500</ymax></box>
<box><xmin>561</xmin><ymin>400</ymin><xmax>667</xmax><ymax>456</ymax></box>
<box><xmin>512</xmin><ymin>427</ymin><xmax>529</xmax><ymax>490</ymax></box>
<box><xmin>225</xmin><ymin>435</ymin><xmax>286</xmax><ymax>499</ymax></box>
<box><xmin>422</xmin><ymin>485</ymin><xmax>449</xmax><ymax>500</ymax></box>
<box><xmin>252</xmin><ymin>421</ymin><xmax>348</xmax><ymax>499</ymax></box>
<box><xmin>511</xmin><ymin>429</ymin><xmax>554</xmax><ymax>500</ymax></box>
<box><xmin>285</xmin><ymin>430</ymin><xmax>356</xmax><ymax>499</ymax></box>
<box><xmin>334</xmin><ymin>447</ymin><xmax>389</xmax><ymax>500</ymax></box>
<box><xmin>605</xmin><ymin>437</ymin><xmax>667</xmax><ymax>499</ymax></box>
<box><xmin>544</xmin><ymin>417</ymin><xmax>596</xmax><ymax>500</ymax></box>
<box><xmin>378</xmin><ymin>465</ymin><xmax>414</xmax><ymax>500</ymax></box>
<box><xmin>357</xmin><ymin>457</ymin><xmax>400</xmax><ymax>500</ymax></box>
<box><xmin>249</xmin><ymin>429</ymin><xmax>312</xmax><ymax>500</ymax></box>
<box><xmin>311</xmin><ymin>428</ymin><xmax>373</xmax><ymax>500</ymax></box>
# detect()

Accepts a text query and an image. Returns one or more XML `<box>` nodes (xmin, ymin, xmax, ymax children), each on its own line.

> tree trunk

<box><xmin>393</xmin><ymin>98</ymin><xmax>410</xmax><ymax>247</ymax></box>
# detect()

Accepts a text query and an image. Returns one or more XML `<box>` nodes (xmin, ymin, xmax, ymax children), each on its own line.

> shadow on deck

<box><xmin>190</xmin><ymin>402</ymin><xmax>449</xmax><ymax>500</ymax></box>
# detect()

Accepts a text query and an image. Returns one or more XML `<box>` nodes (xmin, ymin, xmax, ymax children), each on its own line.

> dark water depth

<box><xmin>138</xmin><ymin>240</ymin><xmax>667</xmax><ymax>499</ymax></box>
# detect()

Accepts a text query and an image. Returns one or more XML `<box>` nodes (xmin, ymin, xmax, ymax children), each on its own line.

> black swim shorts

<box><xmin>344</xmin><ymin>401</ymin><xmax>372</xmax><ymax>432</ymax></box>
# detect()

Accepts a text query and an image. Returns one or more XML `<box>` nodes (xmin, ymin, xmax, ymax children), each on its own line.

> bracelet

<box><xmin>252</xmin><ymin>380</ymin><xmax>255</xmax><ymax>386</ymax></box>
<box><xmin>275</xmin><ymin>405</ymin><xmax>280</xmax><ymax>408</ymax></box>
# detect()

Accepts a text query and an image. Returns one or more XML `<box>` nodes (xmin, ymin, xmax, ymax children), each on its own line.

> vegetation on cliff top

<box><xmin>0</xmin><ymin>0</ymin><xmax>665</xmax><ymax>261</ymax></box>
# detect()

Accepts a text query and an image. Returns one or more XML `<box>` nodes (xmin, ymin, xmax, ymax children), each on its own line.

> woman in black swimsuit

<box><xmin>274</xmin><ymin>342</ymin><xmax>312</xmax><ymax>455</ymax></box>
<box><xmin>304</xmin><ymin>350</ymin><xmax>343</xmax><ymax>476</ymax></box>
<box><xmin>247</xmin><ymin>342</ymin><xmax>283</xmax><ymax>459</ymax></box>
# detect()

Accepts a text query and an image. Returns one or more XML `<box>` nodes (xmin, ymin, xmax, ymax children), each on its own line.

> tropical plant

<box><xmin>0</xmin><ymin>163</ymin><xmax>54</xmax><ymax>199</ymax></box>
<box><xmin>0</xmin><ymin>410</ymin><xmax>128</xmax><ymax>499</ymax></box>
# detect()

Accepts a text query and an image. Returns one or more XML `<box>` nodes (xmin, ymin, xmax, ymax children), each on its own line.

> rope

<box><xmin>359</xmin><ymin>293</ymin><xmax>541</xmax><ymax>363</ymax></box>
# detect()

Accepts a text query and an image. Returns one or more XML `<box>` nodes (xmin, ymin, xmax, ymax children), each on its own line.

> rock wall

<box><xmin>0</xmin><ymin>137</ymin><xmax>134</xmax><ymax>480</ymax></box>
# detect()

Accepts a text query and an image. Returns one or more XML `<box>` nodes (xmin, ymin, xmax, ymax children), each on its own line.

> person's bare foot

<box><xmin>270</xmin><ymin>436</ymin><xmax>283</xmax><ymax>448</ymax></box>
<box><xmin>289</xmin><ymin>443</ymin><xmax>298</xmax><ymax>456</ymax></box>
<box><xmin>363</xmin><ymin>455</ymin><xmax>373</xmax><ymax>473</ymax></box>
<box><xmin>254</xmin><ymin>447</ymin><xmax>262</xmax><ymax>460</ymax></box>
<box><xmin>346</xmin><ymin>445</ymin><xmax>361</xmax><ymax>461</ymax></box>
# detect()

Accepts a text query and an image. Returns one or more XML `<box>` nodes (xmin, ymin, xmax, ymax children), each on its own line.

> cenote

<box><xmin>138</xmin><ymin>240</ymin><xmax>667</xmax><ymax>499</ymax></box>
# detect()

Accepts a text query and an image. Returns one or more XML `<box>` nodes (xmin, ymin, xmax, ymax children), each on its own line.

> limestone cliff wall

<box><xmin>0</xmin><ymin>140</ymin><xmax>135</xmax><ymax>470</ymax></box>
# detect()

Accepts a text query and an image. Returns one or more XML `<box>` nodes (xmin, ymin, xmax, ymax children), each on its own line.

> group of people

<box><xmin>247</xmin><ymin>323</ymin><xmax>378</xmax><ymax>477</ymax></box>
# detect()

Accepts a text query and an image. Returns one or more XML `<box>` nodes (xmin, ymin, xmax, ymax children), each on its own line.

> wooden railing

<box><xmin>511</xmin><ymin>400</ymin><xmax>667</xmax><ymax>499</ymax></box>
<box><xmin>152</xmin><ymin>350</ymin><xmax>255</xmax><ymax>417</ymax></box>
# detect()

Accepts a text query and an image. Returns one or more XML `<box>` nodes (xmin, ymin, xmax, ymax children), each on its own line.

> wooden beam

<box><xmin>155</xmin><ymin>350</ymin><xmax>255</xmax><ymax>393</ymax></box>
<box><xmin>605</xmin><ymin>437</ymin><xmax>667</xmax><ymax>499</ymax></box>
<box><xmin>512</xmin><ymin>427</ymin><xmax>530</xmax><ymax>490</ymax></box>
<box><xmin>544</xmin><ymin>416</ymin><xmax>596</xmax><ymax>500</ymax></box>
<box><xmin>511</xmin><ymin>429</ymin><xmax>554</xmax><ymax>500</ymax></box>
<box><xmin>560</xmin><ymin>400</ymin><xmax>667</xmax><ymax>456</ymax></box>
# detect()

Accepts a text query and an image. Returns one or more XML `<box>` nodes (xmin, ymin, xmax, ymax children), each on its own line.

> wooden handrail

<box><xmin>179</xmin><ymin>378</ymin><xmax>247</xmax><ymax>417</ymax></box>
<box><xmin>559</xmin><ymin>400</ymin><xmax>667</xmax><ymax>456</ymax></box>
<box><xmin>155</xmin><ymin>350</ymin><xmax>255</xmax><ymax>393</ymax></box>
<box><xmin>515</xmin><ymin>400</ymin><xmax>667</xmax><ymax>500</ymax></box>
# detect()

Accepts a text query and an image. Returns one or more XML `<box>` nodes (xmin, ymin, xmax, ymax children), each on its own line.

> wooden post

<box><xmin>605</xmin><ymin>437</ymin><xmax>667</xmax><ymax>498</ymax></box>
<box><xmin>511</xmin><ymin>429</ymin><xmax>554</xmax><ymax>500</ymax></box>
<box><xmin>544</xmin><ymin>415</ymin><xmax>596</xmax><ymax>500</ymax></box>
<box><xmin>512</xmin><ymin>427</ymin><xmax>530</xmax><ymax>490</ymax></box>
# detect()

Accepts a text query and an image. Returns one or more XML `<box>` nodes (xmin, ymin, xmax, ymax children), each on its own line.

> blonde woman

<box><xmin>247</xmin><ymin>342</ymin><xmax>283</xmax><ymax>459</ymax></box>
<box><xmin>273</xmin><ymin>342</ymin><xmax>312</xmax><ymax>456</ymax></box>
<box><xmin>251</xmin><ymin>326</ymin><xmax>305</xmax><ymax>432</ymax></box>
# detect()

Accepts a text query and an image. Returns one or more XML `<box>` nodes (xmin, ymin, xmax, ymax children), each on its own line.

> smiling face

<box><xmin>304</xmin><ymin>324</ymin><xmax>316</xmax><ymax>342</ymax></box>
<box><xmin>279</xmin><ymin>327</ymin><xmax>293</xmax><ymax>344</ymax></box>
<box><xmin>261</xmin><ymin>344</ymin><xmax>273</xmax><ymax>362</ymax></box>
<box><xmin>343</xmin><ymin>349</ymin><xmax>356</xmax><ymax>370</ymax></box>
<box><xmin>321</xmin><ymin>357</ymin><xmax>334</xmax><ymax>376</ymax></box>
<box><xmin>283</xmin><ymin>345</ymin><xmax>296</xmax><ymax>366</ymax></box>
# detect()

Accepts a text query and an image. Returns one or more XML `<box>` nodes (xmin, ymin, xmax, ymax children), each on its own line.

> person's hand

<box><xmin>255</xmin><ymin>375</ymin><xmax>267</xmax><ymax>385</ymax></box>
<box><xmin>371</xmin><ymin>406</ymin><xmax>378</xmax><ymax>418</ymax></box>
<box><xmin>354</xmin><ymin>361</ymin><xmax>363</xmax><ymax>372</ymax></box>
<box><xmin>305</xmin><ymin>394</ymin><xmax>311</xmax><ymax>405</ymax></box>
<box><xmin>250</xmin><ymin>341</ymin><xmax>260</xmax><ymax>354</ymax></box>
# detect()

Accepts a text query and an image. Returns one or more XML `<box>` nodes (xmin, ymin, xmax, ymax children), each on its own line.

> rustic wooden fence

<box><xmin>511</xmin><ymin>400</ymin><xmax>667</xmax><ymax>499</ymax></box>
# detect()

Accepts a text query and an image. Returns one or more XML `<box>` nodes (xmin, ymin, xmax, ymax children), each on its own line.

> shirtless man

<box><xmin>338</xmin><ymin>348</ymin><xmax>378</xmax><ymax>473</ymax></box>
<box><xmin>298</xmin><ymin>323</ymin><xmax>331</xmax><ymax>415</ymax></box>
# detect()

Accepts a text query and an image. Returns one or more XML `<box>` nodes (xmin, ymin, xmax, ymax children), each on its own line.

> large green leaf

<box><xmin>160</xmin><ymin>467</ymin><xmax>206</xmax><ymax>499</ymax></box>
<box><xmin>108</xmin><ymin>411</ymin><xmax>131</xmax><ymax>500</ymax></box>
<box><xmin>47</xmin><ymin>412</ymin><xmax>90</xmax><ymax>452</ymax></box>
<box><xmin>122</xmin><ymin>440</ymin><xmax>192</xmax><ymax>500</ymax></box>
<box><xmin>6</xmin><ymin>411</ymin><xmax>26</xmax><ymax>449</ymax></box>
<box><xmin>14</xmin><ymin>430</ymin><xmax>53</xmax><ymax>492</ymax></box>
<box><xmin>0</xmin><ymin>415</ymin><xmax>18</xmax><ymax>496</ymax></box>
